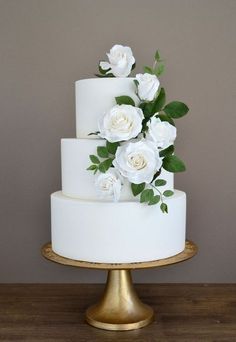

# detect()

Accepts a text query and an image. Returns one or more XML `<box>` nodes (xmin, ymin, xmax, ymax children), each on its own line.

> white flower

<box><xmin>98</xmin><ymin>104</ymin><xmax>144</xmax><ymax>143</ymax></box>
<box><xmin>135</xmin><ymin>73</ymin><xmax>160</xmax><ymax>101</ymax></box>
<box><xmin>147</xmin><ymin>117</ymin><xmax>177</xmax><ymax>149</ymax></box>
<box><xmin>95</xmin><ymin>169</ymin><xmax>122</xmax><ymax>201</ymax></box>
<box><xmin>99</xmin><ymin>44</ymin><xmax>135</xmax><ymax>77</ymax></box>
<box><xmin>113</xmin><ymin>140</ymin><xmax>162</xmax><ymax>184</ymax></box>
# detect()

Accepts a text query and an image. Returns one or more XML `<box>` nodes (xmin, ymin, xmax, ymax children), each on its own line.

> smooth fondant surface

<box><xmin>51</xmin><ymin>190</ymin><xmax>186</xmax><ymax>263</ymax></box>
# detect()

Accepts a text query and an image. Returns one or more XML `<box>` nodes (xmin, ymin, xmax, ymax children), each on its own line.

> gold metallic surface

<box><xmin>86</xmin><ymin>269</ymin><xmax>154</xmax><ymax>330</ymax></box>
<box><xmin>42</xmin><ymin>240</ymin><xmax>197</xmax><ymax>330</ymax></box>
<box><xmin>41</xmin><ymin>240</ymin><xmax>198</xmax><ymax>270</ymax></box>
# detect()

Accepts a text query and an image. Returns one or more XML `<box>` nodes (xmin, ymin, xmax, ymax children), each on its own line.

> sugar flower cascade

<box><xmin>87</xmin><ymin>45</ymin><xmax>189</xmax><ymax>213</ymax></box>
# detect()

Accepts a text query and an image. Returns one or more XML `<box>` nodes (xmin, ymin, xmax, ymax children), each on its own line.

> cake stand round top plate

<box><xmin>41</xmin><ymin>240</ymin><xmax>197</xmax><ymax>270</ymax></box>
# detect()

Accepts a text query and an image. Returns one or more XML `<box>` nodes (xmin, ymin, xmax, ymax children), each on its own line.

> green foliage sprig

<box><xmin>133</xmin><ymin>50</ymin><xmax>189</xmax><ymax>127</ymax></box>
<box><xmin>95</xmin><ymin>64</ymin><xmax>115</xmax><ymax>78</ymax></box>
<box><xmin>143</xmin><ymin>50</ymin><xmax>165</xmax><ymax>77</ymax></box>
<box><xmin>131</xmin><ymin>178</ymin><xmax>174</xmax><ymax>212</ymax></box>
<box><xmin>87</xmin><ymin>141</ymin><xmax>120</xmax><ymax>174</ymax></box>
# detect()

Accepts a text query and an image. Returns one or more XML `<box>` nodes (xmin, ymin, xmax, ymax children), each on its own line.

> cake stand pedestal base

<box><xmin>86</xmin><ymin>269</ymin><xmax>154</xmax><ymax>331</ymax></box>
<box><xmin>42</xmin><ymin>240</ymin><xmax>197</xmax><ymax>331</ymax></box>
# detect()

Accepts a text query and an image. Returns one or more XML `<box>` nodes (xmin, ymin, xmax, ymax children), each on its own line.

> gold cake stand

<box><xmin>42</xmin><ymin>240</ymin><xmax>197</xmax><ymax>331</ymax></box>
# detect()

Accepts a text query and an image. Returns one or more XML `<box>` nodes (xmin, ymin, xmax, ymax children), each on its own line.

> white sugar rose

<box><xmin>95</xmin><ymin>169</ymin><xmax>122</xmax><ymax>201</ymax></box>
<box><xmin>99</xmin><ymin>44</ymin><xmax>135</xmax><ymax>77</ymax></box>
<box><xmin>98</xmin><ymin>104</ymin><xmax>144</xmax><ymax>143</ymax></box>
<box><xmin>147</xmin><ymin>117</ymin><xmax>177</xmax><ymax>149</ymax></box>
<box><xmin>113</xmin><ymin>140</ymin><xmax>162</xmax><ymax>184</ymax></box>
<box><xmin>135</xmin><ymin>73</ymin><xmax>160</xmax><ymax>101</ymax></box>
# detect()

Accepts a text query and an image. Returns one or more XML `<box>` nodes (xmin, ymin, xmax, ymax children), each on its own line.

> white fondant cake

<box><xmin>51</xmin><ymin>191</ymin><xmax>186</xmax><ymax>263</ymax></box>
<box><xmin>51</xmin><ymin>77</ymin><xmax>187</xmax><ymax>263</ymax></box>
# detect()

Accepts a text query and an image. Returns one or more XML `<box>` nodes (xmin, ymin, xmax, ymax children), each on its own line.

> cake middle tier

<box><xmin>61</xmin><ymin>138</ymin><xmax>174</xmax><ymax>201</ymax></box>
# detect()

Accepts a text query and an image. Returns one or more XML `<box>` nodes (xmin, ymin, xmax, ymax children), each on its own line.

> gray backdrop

<box><xmin>0</xmin><ymin>0</ymin><xmax>235</xmax><ymax>283</ymax></box>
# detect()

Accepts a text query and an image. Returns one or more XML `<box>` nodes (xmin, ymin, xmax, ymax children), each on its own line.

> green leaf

<box><xmin>145</xmin><ymin>103</ymin><xmax>155</xmax><ymax>116</ymax></box>
<box><xmin>140</xmin><ymin>189</ymin><xmax>154</xmax><ymax>203</ymax></box>
<box><xmin>98</xmin><ymin>158</ymin><xmax>113</xmax><ymax>173</ymax></box>
<box><xmin>159</xmin><ymin>145</ymin><xmax>175</xmax><ymax>158</ymax></box>
<box><xmin>88</xmin><ymin>131</ymin><xmax>99</xmax><ymax>136</ymax></box>
<box><xmin>131</xmin><ymin>183</ymin><xmax>145</xmax><ymax>196</ymax></box>
<box><xmin>140</xmin><ymin>102</ymin><xmax>155</xmax><ymax>119</ymax></box>
<box><xmin>133</xmin><ymin>79</ymin><xmax>139</xmax><ymax>87</ymax></box>
<box><xmin>157</xmin><ymin>113</ymin><xmax>175</xmax><ymax>126</ymax></box>
<box><xmin>97</xmin><ymin>146</ymin><xmax>109</xmax><ymax>158</ymax></box>
<box><xmin>148</xmin><ymin>195</ymin><xmax>160</xmax><ymax>205</ymax></box>
<box><xmin>143</xmin><ymin>66</ymin><xmax>153</xmax><ymax>74</ymax></box>
<box><xmin>139</xmin><ymin>102</ymin><xmax>146</xmax><ymax>110</ymax></box>
<box><xmin>115</xmin><ymin>96</ymin><xmax>135</xmax><ymax>106</ymax></box>
<box><xmin>155</xmin><ymin>179</ymin><xmax>167</xmax><ymax>187</ymax></box>
<box><xmin>163</xmin><ymin>190</ymin><xmax>174</xmax><ymax>197</ymax></box>
<box><xmin>87</xmin><ymin>165</ymin><xmax>97</xmax><ymax>171</ymax></box>
<box><xmin>163</xmin><ymin>155</ymin><xmax>186</xmax><ymax>173</ymax></box>
<box><xmin>95</xmin><ymin>73</ymin><xmax>115</xmax><ymax>78</ymax></box>
<box><xmin>153</xmin><ymin>88</ymin><xmax>166</xmax><ymax>112</ymax></box>
<box><xmin>163</xmin><ymin>101</ymin><xmax>189</xmax><ymax>118</ymax></box>
<box><xmin>106</xmin><ymin>141</ymin><xmax>119</xmax><ymax>155</ymax></box>
<box><xmin>160</xmin><ymin>202</ymin><xmax>168</xmax><ymax>213</ymax></box>
<box><xmin>89</xmin><ymin>155</ymin><xmax>100</xmax><ymax>164</ymax></box>
<box><xmin>155</xmin><ymin>50</ymin><xmax>161</xmax><ymax>62</ymax></box>
<box><xmin>107</xmin><ymin>73</ymin><xmax>116</xmax><ymax>78</ymax></box>
<box><xmin>99</xmin><ymin>63</ymin><xmax>109</xmax><ymax>75</ymax></box>
<box><xmin>155</xmin><ymin>64</ymin><xmax>164</xmax><ymax>76</ymax></box>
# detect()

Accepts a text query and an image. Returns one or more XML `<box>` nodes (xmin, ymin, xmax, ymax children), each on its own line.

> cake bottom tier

<box><xmin>51</xmin><ymin>190</ymin><xmax>186</xmax><ymax>263</ymax></box>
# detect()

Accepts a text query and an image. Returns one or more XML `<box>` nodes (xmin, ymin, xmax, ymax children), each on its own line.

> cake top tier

<box><xmin>75</xmin><ymin>77</ymin><xmax>139</xmax><ymax>138</ymax></box>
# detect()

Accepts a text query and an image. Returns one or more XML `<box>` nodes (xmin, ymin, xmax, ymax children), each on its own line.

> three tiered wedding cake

<box><xmin>51</xmin><ymin>45</ymin><xmax>188</xmax><ymax>263</ymax></box>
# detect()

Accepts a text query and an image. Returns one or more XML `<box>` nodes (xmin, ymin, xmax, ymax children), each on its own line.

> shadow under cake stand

<box><xmin>42</xmin><ymin>240</ymin><xmax>197</xmax><ymax>331</ymax></box>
